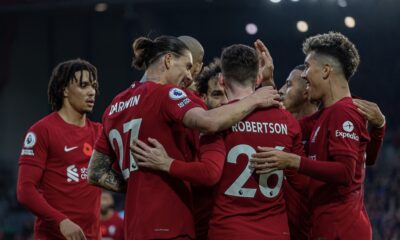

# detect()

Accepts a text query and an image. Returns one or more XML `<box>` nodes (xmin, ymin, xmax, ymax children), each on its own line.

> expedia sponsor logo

<box><xmin>335</xmin><ymin>120</ymin><xmax>359</xmax><ymax>141</ymax></box>
<box><xmin>335</xmin><ymin>130</ymin><xmax>359</xmax><ymax>141</ymax></box>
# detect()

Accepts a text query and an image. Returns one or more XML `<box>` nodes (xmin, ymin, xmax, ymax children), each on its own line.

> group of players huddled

<box><xmin>17</xmin><ymin>32</ymin><xmax>386</xmax><ymax>240</ymax></box>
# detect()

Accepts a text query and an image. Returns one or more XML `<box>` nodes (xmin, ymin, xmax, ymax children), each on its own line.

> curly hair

<box><xmin>48</xmin><ymin>59</ymin><xmax>98</xmax><ymax>111</ymax></box>
<box><xmin>302</xmin><ymin>31</ymin><xmax>360</xmax><ymax>80</ymax></box>
<box><xmin>196</xmin><ymin>58</ymin><xmax>221</xmax><ymax>95</ymax></box>
<box><xmin>221</xmin><ymin>44</ymin><xmax>259</xmax><ymax>86</ymax></box>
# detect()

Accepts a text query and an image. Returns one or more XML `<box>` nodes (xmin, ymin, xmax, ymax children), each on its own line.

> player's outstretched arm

<box><xmin>131</xmin><ymin>137</ymin><xmax>225</xmax><ymax>186</ymax></box>
<box><xmin>183</xmin><ymin>86</ymin><xmax>281</xmax><ymax>133</ymax></box>
<box><xmin>87</xmin><ymin>150</ymin><xmax>126</xmax><ymax>192</ymax></box>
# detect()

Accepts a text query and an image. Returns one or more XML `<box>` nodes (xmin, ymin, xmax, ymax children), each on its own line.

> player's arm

<box><xmin>17</xmin><ymin>164</ymin><xmax>86</xmax><ymax>240</ymax></box>
<box><xmin>353</xmin><ymin>99</ymin><xmax>386</xmax><ymax>165</ymax></box>
<box><xmin>250</xmin><ymin>149</ymin><xmax>355</xmax><ymax>185</ymax></box>
<box><xmin>254</xmin><ymin>39</ymin><xmax>276</xmax><ymax>88</ymax></box>
<box><xmin>183</xmin><ymin>86</ymin><xmax>281</xmax><ymax>133</ymax></box>
<box><xmin>87</xmin><ymin>150</ymin><xmax>126</xmax><ymax>193</ymax></box>
<box><xmin>131</xmin><ymin>136</ymin><xmax>226</xmax><ymax>186</ymax></box>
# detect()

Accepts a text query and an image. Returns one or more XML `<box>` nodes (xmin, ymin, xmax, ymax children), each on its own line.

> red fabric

<box><xmin>100</xmin><ymin>212</ymin><xmax>124</xmax><ymax>240</ymax></box>
<box><xmin>17</xmin><ymin>112</ymin><xmax>102</xmax><ymax>240</ymax></box>
<box><xmin>299</xmin><ymin>154</ymin><xmax>355</xmax><ymax>185</ymax></box>
<box><xmin>94</xmin><ymin>81</ymin><xmax>200</xmax><ymax>240</ymax></box>
<box><xmin>207</xmin><ymin>107</ymin><xmax>301</xmax><ymax>240</ymax></box>
<box><xmin>366</xmin><ymin>124</ymin><xmax>386</xmax><ymax>165</ymax></box>
<box><xmin>170</xmin><ymin>134</ymin><xmax>226</xmax><ymax>186</ymax></box>
<box><xmin>299</xmin><ymin>97</ymin><xmax>372</xmax><ymax>240</ymax></box>
<box><xmin>17</xmin><ymin>164</ymin><xmax>67</xmax><ymax>225</ymax></box>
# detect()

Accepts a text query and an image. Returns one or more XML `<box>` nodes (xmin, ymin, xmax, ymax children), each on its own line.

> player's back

<box><xmin>208</xmin><ymin>105</ymin><xmax>302</xmax><ymax>240</ymax></box>
<box><xmin>100</xmin><ymin>81</ymin><xmax>196</xmax><ymax>240</ymax></box>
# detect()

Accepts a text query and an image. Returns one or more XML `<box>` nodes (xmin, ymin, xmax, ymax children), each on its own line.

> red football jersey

<box><xmin>18</xmin><ymin>112</ymin><xmax>102</xmax><ymax>240</ymax></box>
<box><xmin>208</xmin><ymin>105</ymin><xmax>304</xmax><ymax>240</ymax></box>
<box><xmin>100</xmin><ymin>211</ymin><xmax>124</xmax><ymax>240</ymax></box>
<box><xmin>283</xmin><ymin>112</ymin><xmax>321</xmax><ymax>240</ymax></box>
<box><xmin>302</xmin><ymin>97</ymin><xmax>371</xmax><ymax>239</ymax></box>
<box><xmin>95</xmin><ymin>81</ymin><xmax>201</xmax><ymax>240</ymax></box>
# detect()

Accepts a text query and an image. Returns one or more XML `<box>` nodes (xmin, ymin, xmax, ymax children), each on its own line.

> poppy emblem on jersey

<box><xmin>169</xmin><ymin>88</ymin><xmax>187</xmax><ymax>100</ymax></box>
<box><xmin>83</xmin><ymin>142</ymin><xmax>93</xmax><ymax>156</ymax></box>
<box><xmin>24</xmin><ymin>132</ymin><xmax>36</xmax><ymax>148</ymax></box>
<box><xmin>342</xmin><ymin>121</ymin><xmax>354</xmax><ymax>132</ymax></box>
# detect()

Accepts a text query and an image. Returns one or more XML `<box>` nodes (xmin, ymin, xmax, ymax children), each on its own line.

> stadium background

<box><xmin>0</xmin><ymin>0</ymin><xmax>399</xmax><ymax>239</ymax></box>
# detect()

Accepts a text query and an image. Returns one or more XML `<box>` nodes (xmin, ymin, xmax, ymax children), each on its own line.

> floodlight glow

<box><xmin>270</xmin><ymin>0</ymin><xmax>282</xmax><ymax>3</ymax></box>
<box><xmin>297</xmin><ymin>21</ymin><xmax>308</xmax><ymax>32</ymax></box>
<box><xmin>337</xmin><ymin>0</ymin><xmax>347</xmax><ymax>7</ymax></box>
<box><xmin>95</xmin><ymin>3</ymin><xmax>108</xmax><ymax>12</ymax></box>
<box><xmin>246</xmin><ymin>23</ymin><xmax>258</xmax><ymax>35</ymax></box>
<box><xmin>344</xmin><ymin>16</ymin><xmax>356</xmax><ymax>28</ymax></box>
<box><xmin>290</xmin><ymin>0</ymin><xmax>300</xmax><ymax>2</ymax></box>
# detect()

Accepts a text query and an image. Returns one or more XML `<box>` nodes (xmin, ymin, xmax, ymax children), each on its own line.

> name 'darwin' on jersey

<box><xmin>232</xmin><ymin>121</ymin><xmax>288</xmax><ymax>135</ymax></box>
<box><xmin>109</xmin><ymin>95</ymin><xmax>141</xmax><ymax>116</ymax></box>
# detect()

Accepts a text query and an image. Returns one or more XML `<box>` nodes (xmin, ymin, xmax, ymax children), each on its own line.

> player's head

<box><xmin>220</xmin><ymin>44</ymin><xmax>259</xmax><ymax>91</ymax></box>
<box><xmin>132</xmin><ymin>35</ymin><xmax>193</xmax><ymax>88</ymax></box>
<box><xmin>48</xmin><ymin>58</ymin><xmax>98</xmax><ymax>113</ymax></box>
<box><xmin>100</xmin><ymin>191</ymin><xmax>115</xmax><ymax>216</ymax></box>
<box><xmin>178</xmin><ymin>35</ymin><xmax>204</xmax><ymax>79</ymax></box>
<box><xmin>196</xmin><ymin>58</ymin><xmax>227</xmax><ymax>109</ymax></box>
<box><xmin>279</xmin><ymin>65</ymin><xmax>309</xmax><ymax>112</ymax></box>
<box><xmin>302</xmin><ymin>32</ymin><xmax>360</xmax><ymax>101</ymax></box>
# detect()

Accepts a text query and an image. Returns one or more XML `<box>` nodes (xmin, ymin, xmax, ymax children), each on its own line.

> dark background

<box><xmin>0</xmin><ymin>0</ymin><xmax>399</xmax><ymax>239</ymax></box>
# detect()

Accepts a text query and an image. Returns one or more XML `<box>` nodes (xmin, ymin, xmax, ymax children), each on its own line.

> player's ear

<box><xmin>164</xmin><ymin>53</ymin><xmax>173</xmax><ymax>70</ymax></box>
<box><xmin>322</xmin><ymin>64</ymin><xmax>333</xmax><ymax>80</ymax></box>
<box><xmin>255</xmin><ymin>71</ymin><xmax>263</xmax><ymax>87</ymax></box>
<box><xmin>63</xmin><ymin>87</ymin><xmax>69</xmax><ymax>97</ymax></box>
<box><xmin>218</xmin><ymin>73</ymin><xmax>225</xmax><ymax>87</ymax></box>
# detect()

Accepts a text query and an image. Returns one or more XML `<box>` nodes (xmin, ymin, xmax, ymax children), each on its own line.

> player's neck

<box><xmin>57</xmin><ymin>107</ymin><xmax>86</xmax><ymax>127</ymax></box>
<box><xmin>291</xmin><ymin>102</ymin><xmax>318</xmax><ymax>119</ymax></box>
<box><xmin>321</xmin><ymin>77</ymin><xmax>351</xmax><ymax>108</ymax></box>
<box><xmin>225</xmin><ymin>86</ymin><xmax>254</xmax><ymax>101</ymax></box>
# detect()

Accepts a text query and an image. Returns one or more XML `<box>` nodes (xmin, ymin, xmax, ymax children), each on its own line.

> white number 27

<box><xmin>108</xmin><ymin>118</ymin><xmax>142</xmax><ymax>179</ymax></box>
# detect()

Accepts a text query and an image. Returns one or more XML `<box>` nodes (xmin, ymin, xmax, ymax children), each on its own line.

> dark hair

<box><xmin>48</xmin><ymin>59</ymin><xmax>98</xmax><ymax>111</ymax></box>
<box><xmin>302</xmin><ymin>31</ymin><xmax>360</xmax><ymax>80</ymax></box>
<box><xmin>132</xmin><ymin>35</ymin><xmax>190</xmax><ymax>70</ymax></box>
<box><xmin>221</xmin><ymin>44</ymin><xmax>259</xmax><ymax>86</ymax></box>
<box><xmin>294</xmin><ymin>64</ymin><xmax>306</xmax><ymax>71</ymax></box>
<box><xmin>196</xmin><ymin>58</ymin><xmax>221</xmax><ymax>95</ymax></box>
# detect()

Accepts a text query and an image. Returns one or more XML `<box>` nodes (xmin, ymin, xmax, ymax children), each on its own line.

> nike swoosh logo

<box><xmin>64</xmin><ymin>146</ymin><xmax>78</xmax><ymax>152</ymax></box>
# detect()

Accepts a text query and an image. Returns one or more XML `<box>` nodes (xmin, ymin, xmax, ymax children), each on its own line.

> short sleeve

<box><xmin>328</xmin><ymin>107</ymin><xmax>367</xmax><ymax>159</ymax></box>
<box><xmin>18</xmin><ymin>124</ymin><xmax>49</xmax><ymax>170</ymax></box>
<box><xmin>94</xmin><ymin>127</ymin><xmax>113</xmax><ymax>156</ymax></box>
<box><xmin>160</xmin><ymin>86</ymin><xmax>202</xmax><ymax>123</ymax></box>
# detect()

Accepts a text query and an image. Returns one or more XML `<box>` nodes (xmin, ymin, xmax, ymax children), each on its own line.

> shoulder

<box><xmin>28</xmin><ymin>112</ymin><xmax>59</xmax><ymax>133</ymax></box>
<box><xmin>328</xmin><ymin>97</ymin><xmax>363</xmax><ymax>122</ymax></box>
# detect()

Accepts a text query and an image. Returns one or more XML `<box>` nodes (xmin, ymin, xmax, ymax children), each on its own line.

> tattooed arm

<box><xmin>87</xmin><ymin>150</ymin><xmax>126</xmax><ymax>192</ymax></box>
<box><xmin>183</xmin><ymin>86</ymin><xmax>281</xmax><ymax>133</ymax></box>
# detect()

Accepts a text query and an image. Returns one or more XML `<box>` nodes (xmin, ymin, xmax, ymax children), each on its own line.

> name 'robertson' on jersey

<box><xmin>232</xmin><ymin>121</ymin><xmax>288</xmax><ymax>135</ymax></box>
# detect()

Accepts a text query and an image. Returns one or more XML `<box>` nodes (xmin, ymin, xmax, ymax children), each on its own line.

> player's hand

<box><xmin>250</xmin><ymin>147</ymin><xmax>300</xmax><ymax>174</ymax></box>
<box><xmin>250</xmin><ymin>86</ymin><xmax>282</xmax><ymax>108</ymax></box>
<box><xmin>353</xmin><ymin>99</ymin><xmax>385</xmax><ymax>128</ymax></box>
<box><xmin>254</xmin><ymin>39</ymin><xmax>275</xmax><ymax>88</ymax></box>
<box><xmin>130</xmin><ymin>138</ymin><xmax>173</xmax><ymax>172</ymax></box>
<box><xmin>59</xmin><ymin>219</ymin><xmax>87</xmax><ymax>240</ymax></box>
